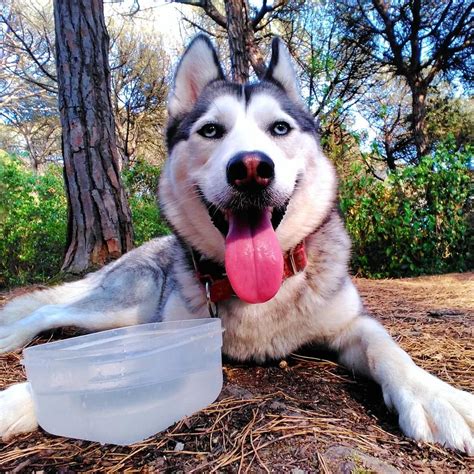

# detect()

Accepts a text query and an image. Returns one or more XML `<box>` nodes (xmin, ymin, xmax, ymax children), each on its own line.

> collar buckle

<box><xmin>283</xmin><ymin>240</ymin><xmax>307</xmax><ymax>278</ymax></box>
<box><xmin>205</xmin><ymin>281</ymin><xmax>219</xmax><ymax>318</ymax></box>
<box><xmin>288</xmin><ymin>251</ymin><xmax>298</xmax><ymax>275</ymax></box>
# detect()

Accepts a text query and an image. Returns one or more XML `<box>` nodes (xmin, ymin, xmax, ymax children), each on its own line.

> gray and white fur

<box><xmin>0</xmin><ymin>36</ymin><xmax>473</xmax><ymax>454</ymax></box>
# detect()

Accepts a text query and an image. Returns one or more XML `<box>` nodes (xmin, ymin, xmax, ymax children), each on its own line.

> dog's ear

<box><xmin>264</xmin><ymin>38</ymin><xmax>300</xmax><ymax>102</ymax></box>
<box><xmin>168</xmin><ymin>35</ymin><xmax>224</xmax><ymax>118</ymax></box>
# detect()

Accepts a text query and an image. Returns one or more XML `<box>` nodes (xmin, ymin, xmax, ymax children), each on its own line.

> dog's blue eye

<box><xmin>198</xmin><ymin>123</ymin><xmax>225</xmax><ymax>139</ymax></box>
<box><xmin>271</xmin><ymin>121</ymin><xmax>291</xmax><ymax>136</ymax></box>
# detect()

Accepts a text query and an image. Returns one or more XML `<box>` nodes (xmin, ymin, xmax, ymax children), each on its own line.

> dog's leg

<box><xmin>0</xmin><ymin>301</ymin><xmax>148</xmax><ymax>439</ymax></box>
<box><xmin>331</xmin><ymin>313</ymin><xmax>474</xmax><ymax>454</ymax></box>
<box><xmin>1</xmin><ymin>237</ymin><xmax>176</xmax><ymax>328</ymax></box>
<box><xmin>0</xmin><ymin>277</ymin><xmax>100</xmax><ymax>326</ymax></box>
<box><xmin>0</xmin><ymin>382</ymin><xmax>37</xmax><ymax>441</ymax></box>
<box><xmin>0</xmin><ymin>267</ymin><xmax>165</xmax><ymax>353</ymax></box>
<box><xmin>0</xmin><ymin>304</ymin><xmax>141</xmax><ymax>353</ymax></box>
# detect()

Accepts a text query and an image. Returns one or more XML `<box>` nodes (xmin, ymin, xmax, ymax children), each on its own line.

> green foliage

<box><xmin>0</xmin><ymin>152</ymin><xmax>67</xmax><ymax>287</ymax></box>
<box><xmin>0</xmin><ymin>153</ymin><xmax>169</xmax><ymax>287</ymax></box>
<box><xmin>426</xmin><ymin>94</ymin><xmax>474</xmax><ymax>152</ymax></box>
<box><xmin>340</xmin><ymin>141</ymin><xmax>473</xmax><ymax>278</ymax></box>
<box><xmin>122</xmin><ymin>158</ymin><xmax>170</xmax><ymax>246</ymax></box>
<box><xmin>122</xmin><ymin>157</ymin><xmax>161</xmax><ymax>199</ymax></box>
<box><xmin>129</xmin><ymin>196</ymin><xmax>169</xmax><ymax>246</ymax></box>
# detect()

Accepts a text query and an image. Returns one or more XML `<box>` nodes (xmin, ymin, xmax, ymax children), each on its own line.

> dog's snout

<box><xmin>226</xmin><ymin>152</ymin><xmax>275</xmax><ymax>190</ymax></box>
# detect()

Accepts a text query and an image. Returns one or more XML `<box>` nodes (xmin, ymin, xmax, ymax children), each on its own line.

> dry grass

<box><xmin>0</xmin><ymin>273</ymin><xmax>473</xmax><ymax>472</ymax></box>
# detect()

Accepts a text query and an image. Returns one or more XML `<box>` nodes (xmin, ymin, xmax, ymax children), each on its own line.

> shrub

<box><xmin>340</xmin><ymin>140</ymin><xmax>473</xmax><ymax>277</ymax></box>
<box><xmin>0</xmin><ymin>154</ymin><xmax>169</xmax><ymax>287</ymax></box>
<box><xmin>122</xmin><ymin>158</ymin><xmax>170</xmax><ymax>245</ymax></box>
<box><xmin>0</xmin><ymin>152</ymin><xmax>67</xmax><ymax>287</ymax></box>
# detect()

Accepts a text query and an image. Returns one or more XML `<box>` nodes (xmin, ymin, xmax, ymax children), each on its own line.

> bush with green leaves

<box><xmin>340</xmin><ymin>140</ymin><xmax>473</xmax><ymax>277</ymax></box>
<box><xmin>0</xmin><ymin>154</ymin><xmax>169</xmax><ymax>287</ymax></box>
<box><xmin>0</xmin><ymin>152</ymin><xmax>67</xmax><ymax>287</ymax></box>
<box><xmin>122</xmin><ymin>158</ymin><xmax>170</xmax><ymax>245</ymax></box>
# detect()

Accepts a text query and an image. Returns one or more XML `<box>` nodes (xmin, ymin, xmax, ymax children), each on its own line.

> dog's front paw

<box><xmin>383</xmin><ymin>369</ymin><xmax>474</xmax><ymax>455</ymax></box>
<box><xmin>0</xmin><ymin>323</ymin><xmax>35</xmax><ymax>353</ymax></box>
<box><xmin>0</xmin><ymin>382</ymin><xmax>38</xmax><ymax>441</ymax></box>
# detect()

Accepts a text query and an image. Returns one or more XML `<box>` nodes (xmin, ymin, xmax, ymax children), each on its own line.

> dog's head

<box><xmin>160</xmin><ymin>35</ymin><xmax>337</xmax><ymax>304</ymax></box>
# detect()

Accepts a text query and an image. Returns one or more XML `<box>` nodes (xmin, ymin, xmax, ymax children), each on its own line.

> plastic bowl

<box><xmin>22</xmin><ymin>319</ymin><xmax>223</xmax><ymax>445</ymax></box>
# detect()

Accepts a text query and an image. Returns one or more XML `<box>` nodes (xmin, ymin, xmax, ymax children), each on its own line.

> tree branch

<box><xmin>1</xmin><ymin>14</ymin><xmax>57</xmax><ymax>84</ymax></box>
<box><xmin>252</xmin><ymin>0</ymin><xmax>288</xmax><ymax>28</ymax></box>
<box><xmin>252</xmin><ymin>0</ymin><xmax>269</xmax><ymax>28</ymax></box>
<box><xmin>423</xmin><ymin>2</ymin><xmax>473</xmax><ymax>84</ymax></box>
<box><xmin>181</xmin><ymin>15</ymin><xmax>217</xmax><ymax>36</ymax></box>
<box><xmin>173</xmin><ymin>0</ymin><xmax>226</xmax><ymax>28</ymax></box>
<box><xmin>370</xmin><ymin>0</ymin><xmax>408</xmax><ymax>77</ymax></box>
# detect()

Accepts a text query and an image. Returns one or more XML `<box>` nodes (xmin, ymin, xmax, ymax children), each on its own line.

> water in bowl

<box><xmin>34</xmin><ymin>367</ymin><xmax>223</xmax><ymax>445</ymax></box>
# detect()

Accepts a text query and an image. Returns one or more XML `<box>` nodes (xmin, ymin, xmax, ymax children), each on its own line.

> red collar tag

<box><xmin>195</xmin><ymin>240</ymin><xmax>307</xmax><ymax>303</ymax></box>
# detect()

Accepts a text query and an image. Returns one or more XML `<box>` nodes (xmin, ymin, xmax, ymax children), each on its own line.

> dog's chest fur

<box><xmin>163</xmin><ymin>212</ymin><xmax>361</xmax><ymax>362</ymax></box>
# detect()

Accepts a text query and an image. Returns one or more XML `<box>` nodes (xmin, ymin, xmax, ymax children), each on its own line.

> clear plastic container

<box><xmin>22</xmin><ymin>319</ymin><xmax>223</xmax><ymax>445</ymax></box>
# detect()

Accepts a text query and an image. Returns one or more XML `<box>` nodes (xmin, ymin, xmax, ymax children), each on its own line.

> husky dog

<box><xmin>0</xmin><ymin>36</ymin><xmax>473</xmax><ymax>454</ymax></box>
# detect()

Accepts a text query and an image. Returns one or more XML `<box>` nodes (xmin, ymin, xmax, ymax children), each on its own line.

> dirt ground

<box><xmin>0</xmin><ymin>273</ymin><xmax>473</xmax><ymax>473</ymax></box>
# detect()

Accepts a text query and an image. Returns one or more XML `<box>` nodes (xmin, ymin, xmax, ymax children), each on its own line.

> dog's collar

<box><xmin>190</xmin><ymin>240</ymin><xmax>307</xmax><ymax>305</ymax></box>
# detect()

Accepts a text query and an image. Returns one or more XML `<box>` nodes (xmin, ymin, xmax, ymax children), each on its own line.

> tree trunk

<box><xmin>384</xmin><ymin>141</ymin><xmax>396</xmax><ymax>171</ymax></box>
<box><xmin>54</xmin><ymin>0</ymin><xmax>133</xmax><ymax>274</ymax></box>
<box><xmin>225</xmin><ymin>0</ymin><xmax>252</xmax><ymax>83</ymax></box>
<box><xmin>247</xmin><ymin>37</ymin><xmax>266</xmax><ymax>79</ymax></box>
<box><xmin>411</xmin><ymin>84</ymin><xmax>429</xmax><ymax>161</ymax></box>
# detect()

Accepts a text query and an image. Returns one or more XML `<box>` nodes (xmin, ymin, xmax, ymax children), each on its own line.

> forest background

<box><xmin>0</xmin><ymin>0</ymin><xmax>472</xmax><ymax>288</ymax></box>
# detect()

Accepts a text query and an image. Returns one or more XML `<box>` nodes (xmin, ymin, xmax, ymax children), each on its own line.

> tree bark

<box><xmin>54</xmin><ymin>0</ymin><xmax>133</xmax><ymax>274</ymax></box>
<box><xmin>248</xmin><ymin>37</ymin><xmax>266</xmax><ymax>79</ymax></box>
<box><xmin>411</xmin><ymin>84</ymin><xmax>429</xmax><ymax>160</ymax></box>
<box><xmin>384</xmin><ymin>134</ymin><xmax>396</xmax><ymax>171</ymax></box>
<box><xmin>174</xmin><ymin>0</ymin><xmax>269</xmax><ymax>80</ymax></box>
<box><xmin>225</xmin><ymin>0</ymin><xmax>252</xmax><ymax>83</ymax></box>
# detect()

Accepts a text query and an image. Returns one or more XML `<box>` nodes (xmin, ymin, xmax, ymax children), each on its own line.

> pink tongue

<box><xmin>225</xmin><ymin>209</ymin><xmax>284</xmax><ymax>304</ymax></box>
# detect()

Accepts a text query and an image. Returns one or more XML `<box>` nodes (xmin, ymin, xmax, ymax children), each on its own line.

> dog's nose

<box><xmin>226</xmin><ymin>152</ymin><xmax>275</xmax><ymax>190</ymax></box>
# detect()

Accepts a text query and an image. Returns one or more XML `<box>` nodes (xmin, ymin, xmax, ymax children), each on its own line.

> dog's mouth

<box><xmin>199</xmin><ymin>190</ymin><xmax>289</xmax><ymax>305</ymax></box>
<box><xmin>205</xmin><ymin>201</ymin><xmax>288</xmax><ymax>237</ymax></box>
